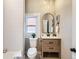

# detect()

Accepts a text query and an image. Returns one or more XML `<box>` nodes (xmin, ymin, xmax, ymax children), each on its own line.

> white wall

<box><xmin>72</xmin><ymin>0</ymin><xmax>76</xmax><ymax>49</ymax></box>
<box><xmin>72</xmin><ymin>0</ymin><xmax>76</xmax><ymax>59</ymax></box>
<box><xmin>3</xmin><ymin>0</ymin><xmax>24</xmax><ymax>51</ymax></box>
<box><xmin>25</xmin><ymin>0</ymin><xmax>55</xmax><ymax>15</ymax></box>
<box><xmin>55</xmin><ymin>0</ymin><xmax>72</xmax><ymax>59</ymax></box>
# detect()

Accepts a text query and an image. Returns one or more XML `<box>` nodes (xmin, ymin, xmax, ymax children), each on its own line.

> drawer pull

<box><xmin>49</xmin><ymin>42</ymin><xmax>53</xmax><ymax>44</ymax></box>
<box><xmin>49</xmin><ymin>47</ymin><xmax>54</xmax><ymax>49</ymax></box>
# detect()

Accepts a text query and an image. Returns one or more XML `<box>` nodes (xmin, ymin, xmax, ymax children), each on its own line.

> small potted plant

<box><xmin>32</xmin><ymin>33</ymin><xmax>36</xmax><ymax>38</ymax></box>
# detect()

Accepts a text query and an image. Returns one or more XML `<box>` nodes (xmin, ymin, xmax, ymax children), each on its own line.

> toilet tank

<box><xmin>29</xmin><ymin>38</ymin><xmax>38</xmax><ymax>48</ymax></box>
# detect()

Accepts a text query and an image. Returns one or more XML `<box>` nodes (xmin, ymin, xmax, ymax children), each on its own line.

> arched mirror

<box><xmin>41</xmin><ymin>13</ymin><xmax>56</xmax><ymax>36</ymax></box>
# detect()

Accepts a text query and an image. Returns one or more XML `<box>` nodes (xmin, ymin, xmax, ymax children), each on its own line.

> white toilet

<box><xmin>27</xmin><ymin>38</ymin><xmax>38</xmax><ymax>59</ymax></box>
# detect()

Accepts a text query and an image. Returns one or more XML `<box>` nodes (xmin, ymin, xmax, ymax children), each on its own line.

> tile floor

<box><xmin>25</xmin><ymin>54</ymin><xmax>41</xmax><ymax>59</ymax></box>
<box><xmin>3</xmin><ymin>52</ymin><xmax>41</xmax><ymax>59</ymax></box>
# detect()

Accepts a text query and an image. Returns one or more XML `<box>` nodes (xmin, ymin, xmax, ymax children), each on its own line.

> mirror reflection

<box><xmin>42</xmin><ymin>13</ymin><xmax>55</xmax><ymax>34</ymax></box>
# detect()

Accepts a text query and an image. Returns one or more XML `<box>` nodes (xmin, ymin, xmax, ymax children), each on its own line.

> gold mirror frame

<box><xmin>41</xmin><ymin>13</ymin><xmax>56</xmax><ymax>36</ymax></box>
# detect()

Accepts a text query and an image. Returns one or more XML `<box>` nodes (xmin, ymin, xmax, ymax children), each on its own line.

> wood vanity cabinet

<box><xmin>41</xmin><ymin>38</ymin><xmax>61</xmax><ymax>59</ymax></box>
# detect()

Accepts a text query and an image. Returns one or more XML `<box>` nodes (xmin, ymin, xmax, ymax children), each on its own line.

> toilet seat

<box><xmin>27</xmin><ymin>48</ymin><xmax>37</xmax><ymax>57</ymax></box>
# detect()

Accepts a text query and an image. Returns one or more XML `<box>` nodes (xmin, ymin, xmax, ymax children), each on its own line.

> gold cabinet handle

<box><xmin>49</xmin><ymin>47</ymin><xmax>54</xmax><ymax>49</ymax></box>
<box><xmin>49</xmin><ymin>42</ymin><xmax>53</xmax><ymax>44</ymax></box>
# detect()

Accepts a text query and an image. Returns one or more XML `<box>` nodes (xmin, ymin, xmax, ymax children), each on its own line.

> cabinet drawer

<box><xmin>42</xmin><ymin>45</ymin><xmax>60</xmax><ymax>52</ymax></box>
<box><xmin>42</xmin><ymin>40</ymin><xmax>60</xmax><ymax>47</ymax></box>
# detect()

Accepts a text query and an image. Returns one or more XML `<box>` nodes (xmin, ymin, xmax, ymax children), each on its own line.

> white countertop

<box><xmin>41</xmin><ymin>36</ymin><xmax>61</xmax><ymax>39</ymax></box>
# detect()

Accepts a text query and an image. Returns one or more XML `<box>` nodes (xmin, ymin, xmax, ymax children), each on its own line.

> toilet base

<box><xmin>28</xmin><ymin>56</ymin><xmax>36</xmax><ymax>59</ymax></box>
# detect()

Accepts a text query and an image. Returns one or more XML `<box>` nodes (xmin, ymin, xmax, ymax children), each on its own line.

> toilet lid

<box><xmin>27</xmin><ymin>48</ymin><xmax>37</xmax><ymax>56</ymax></box>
